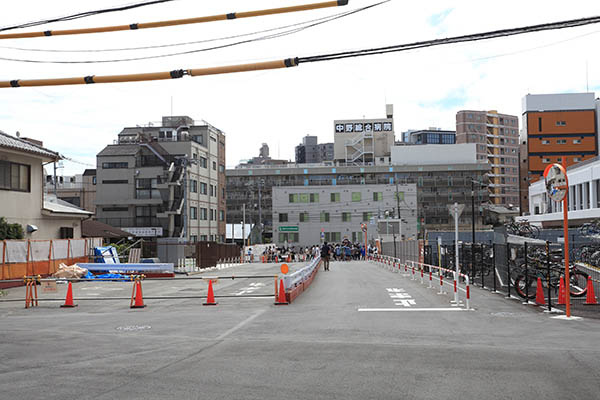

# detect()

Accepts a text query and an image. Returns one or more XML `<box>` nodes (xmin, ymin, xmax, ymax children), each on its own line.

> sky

<box><xmin>0</xmin><ymin>0</ymin><xmax>599</xmax><ymax>175</ymax></box>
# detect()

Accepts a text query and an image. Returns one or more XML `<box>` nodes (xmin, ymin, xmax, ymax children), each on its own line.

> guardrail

<box><xmin>281</xmin><ymin>256</ymin><xmax>321</xmax><ymax>303</ymax></box>
<box><xmin>369</xmin><ymin>255</ymin><xmax>471</xmax><ymax>309</ymax></box>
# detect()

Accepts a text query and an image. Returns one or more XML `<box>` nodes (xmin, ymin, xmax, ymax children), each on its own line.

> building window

<box><xmin>219</xmin><ymin>210</ymin><xmax>224</xmax><ymax>221</ymax></box>
<box><xmin>574</xmin><ymin>139</ymin><xmax>582</xmax><ymax>144</ymax></box>
<box><xmin>299</xmin><ymin>212</ymin><xmax>309</xmax><ymax>222</ymax></box>
<box><xmin>330</xmin><ymin>192</ymin><xmax>340</xmax><ymax>202</ymax></box>
<box><xmin>200</xmin><ymin>208</ymin><xmax>208</xmax><ymax>220</ymax></box>
<box><xmin>135</xmin><ymin>178</ymin><xmax>160</xmax><ymax>199</ymax></box>
<box><xmin>279</xmin><ymin>232</ymin><xmax>299</xmax><ymax>243</ymax></box>
<box><xmin>557</xmin><ymin>157</ymin><xmax>563</xmax><ymax>162</ymax></box>
<box><xmin>102</xmin><ymin>179</ymin><xmax>128</xmax><ymax>184</ymax></box>
<box><xmin>573</xmin><ymin>157</ymin><xmax>581</xmax><ymax>162</ymax></box>
<box><xmin>538</xmin><ymin>117</ymin><xmax>542</xmax><ymax>132</ymax></box>
<box><xmin>0</xmin><ymin>161</ymin><xmax>30</xmax><ymax>192</ymax></box>
<box><xmin>210</xmin><ymin>185</ymin><xmax>215</xmax><ymax>197</ymax></box>
<box><xmin>342</xmin><ymin>212</ymin><xmax>351</xmax><ymax>222</ymax></box>
<box><xmin>557</xmin><ymin>139</ymin><xmax>567</xmax><ymax>144</ymax></box>
<box><xmin>102</xmin><ymin>162</ymin><xmax>128</xmax><ymax>169</ymax></box>
<box><xmin>362</xmin><ymin>212</ymin><xmax>373</xmax><ymax>222</ymax></box>
<box><xmin>190</xmin><ymin>179</ymin><xmax>197</xmax><ymax>193</ymax></box>
<box><xmin>289</xmin><ymin>193</ymin><xmax>298</xmax><ymax>203</ymax></box>
<box><xmin>542</xmin><ymin>140</ymin><xmax>550</xmax><ymax>145</ymax></box>
<box><xmin>190</xmin><ymin>206</ymin><xmax>197</xmax><ymax>220</ymax></box>
<box><xmin>211</xmin><ymin>209</ymin><xmax>217</xmax><ymax>221</ymax></box>
<box><xmin>200</xmin><ymin>182</ymin><xmax>207</xmax><ymax>194</ymax></box>
<box><xmin>219</xmin><ymin>164</ymin><xmax>225</xmax><ymax>173</ymax></box>
<box><xmin>190</xmin><ymin>235</ymin><xmax>197</xmax><ymax>243</ymax></box>
<box><xmin>556</xmin><ymin>121</ymin><xmax>566</xmax><ymax>126</ymax></box>
<box><xmin>212</xmin><ymin>161</ymin><xmax>216</xmax><ymax>170</ymax></box>
<box><xmin>324</xmin><ymin>232</ymin><xmax>341</xmax><ymax>242</ymax></box>
<box><xmin>279</xmin><ymin>213</ymin><xmax>288</xmax><ymax>222</ymax></box>
<box><xmin>320</xmin><ymin>212</ymin><xmax>330</xmax><ymax>222</ymax></box>
<box><xmin>373</xmin><ymin>192</ymin><xmax>383</xmax><ymax>201</ymax></box>
<box><xmin>102</xmin><ymin>207</ymin><xmax>128</xmax><ymax>212</ymax></box>
<box><xmin>199</xmin><ymin>157</ymin><xmax>207</xmax><ymax>168</ymax></box>
<box><xmin>352</xmin><ymin>192</ymin><xmax>361</xmax><ymax>202</ymax></box>
<box><xmin>310</xmin><ymin>193</ymin><xmax>319</xmax><ymax>203</ymax></box>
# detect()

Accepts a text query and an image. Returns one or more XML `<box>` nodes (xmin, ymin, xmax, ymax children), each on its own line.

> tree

<box><xmin>0</xmin><ymin>218</ymin><xmax>24</xmax><ymax>240</ymax></box>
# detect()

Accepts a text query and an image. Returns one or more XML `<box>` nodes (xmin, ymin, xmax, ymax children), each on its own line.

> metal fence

<box><xmin>422</xmin><ymin>241</ymin><xmax>600</xmax><ymax>316</ymax></box>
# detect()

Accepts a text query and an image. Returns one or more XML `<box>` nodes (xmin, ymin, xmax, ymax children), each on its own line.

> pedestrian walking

<box><xmin>321</xmin><ymin>242</ymin><xmax>331</xmax><ymax>271</ymax></box>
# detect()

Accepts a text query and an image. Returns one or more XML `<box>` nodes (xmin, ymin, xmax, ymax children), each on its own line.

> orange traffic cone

<box><xmin>535</xmin><ymin>277</ymin><xmax>545</xmax><ymax>305</ymax></box>
<box><xmin>61</xmin><ymin>281</ymin><xmax>77</xmax><ymax>308</ymax></box>
<box><xmin>274</xmin><ymin>279</ymin><xmax>288</xmax><ymax>305</ymax></box>
<box><xmin>585</xmin><ymin>276</ymin><xmax>597</xmax><ymax>305</ymax></box>
<box><xmin>130</xmin><ymin>280</ymin><xmax>146</xmax><ymax>308</ymax></box>
<box><xmin>203</xmin><ymin>279</ymin><xmax>218</xmax><ymax>306</ymax></box>
<box><xmin>558</xmin><ymin>276</ymin><xmax>566</xmax><ymax>305</ymax></box>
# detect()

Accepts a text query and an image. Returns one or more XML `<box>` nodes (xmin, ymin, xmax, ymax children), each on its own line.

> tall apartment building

<box><xmin>333</xmin><ymin>104</ymin><xmax>395</xmax><ymax>165</ymax></box>
<box><xmin>520</xmin><ymin>93</ymin><xmax>600</xmax><ymax>214</ymax></box>
<box><xmin>95</xmin><ymin>116</ymin><xmax>226</xmax><ymax>242</ymax></box>
<box><xmin>456</xmin><ymin>110</ymin><xmax>520</xmax><ymax>206</ymax></box>
<box><xmin>295</xmin><ymin>135</ymin><xmax>334</xmax><ymax>164</ymax></box>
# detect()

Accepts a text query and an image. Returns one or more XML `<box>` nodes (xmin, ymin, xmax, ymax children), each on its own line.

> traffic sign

<box><xmin>281</xmin><ymin>264</ymin><xmax>289</xmax><ymax>274</ymax></box>
<box><xmin>279</xmin><ymin>226</ymin><xmax>299</xmax><ymax>232</ymax></box>
<box><xmin>447</xmin><ymin>203</ymin><xmax>465</xmax><ymax>219</ymax></box>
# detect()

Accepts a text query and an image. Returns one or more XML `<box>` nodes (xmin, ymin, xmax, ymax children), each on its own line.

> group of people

<box><xmin>320</xmin><ymin>240</ymin><xmax>379</xmax><ymax>271</ymax></box>
<box><xmin>259</xmin><ymin>245</ymin><xmax>321</xmax><ymax>263</ymax></box>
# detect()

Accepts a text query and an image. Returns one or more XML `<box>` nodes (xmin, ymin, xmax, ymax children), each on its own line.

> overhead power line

<box><xmin>0</xmin><ymin>0</ymin><xmax>350</xmax><ymax>40</ymax></box>
<box><xmin>1</xmin><ymin>14</ymin><xmax>599</xmax><ymax>89</ymax></box>
<box><xmin>0</xmin><ymin>0</ymin><xmax>180</xmax><ymax>32</ymax></box>
<box><xmin>0</xmin><ymin>2</ymin><xmax>385</xmax><ymax>63</ymax></box>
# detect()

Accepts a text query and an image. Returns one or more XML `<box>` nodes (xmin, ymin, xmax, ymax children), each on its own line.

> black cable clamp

<box><xmin>84</xmin><ymin>76</ymin><xmax>95</xmax><ymax>84</ymax></box>
<box><xmin>284</xmin><ymin>57</ymin><xmax>299</xmax><ymax>67</ymax></box>
<box><xmin>130</xmin><ymin>23</ymin><xmax>139</xmax><ymax>30</ymax></box>
<box><xmin>10</xmin><ymin>80</ymin><xmax>20</xmax><ymax>88</ymax></box>
<box><xmin>43</xmin><ymin>31</ymin><xmax>52</xmax><ymax>36</ymax></box>
<box><xmin>226</xmin><ymin>13</ymin><xmax>237</xmax><ymax>20</ymax></box>
<box><xmin>170</xmin><ymin>69</ymin><xmax>185</xmax><ymax>79</ymax></box>
<box><xmin>337</xmin><ymin>0</ymin><xmax>349</xmax><ymax>5</ymax></box>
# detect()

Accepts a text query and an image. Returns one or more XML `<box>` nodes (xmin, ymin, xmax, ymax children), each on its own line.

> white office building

<box><xmin>524</xmin><ymin>156</ymin><xmax>600</xmax><ymax>227</ymax></box>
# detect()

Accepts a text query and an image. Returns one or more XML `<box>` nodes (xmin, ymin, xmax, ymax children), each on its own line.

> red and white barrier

<box><xmin>368</xmin><ymin>257</ymin><xmax>471</xmax><ymax>310</ymax></box>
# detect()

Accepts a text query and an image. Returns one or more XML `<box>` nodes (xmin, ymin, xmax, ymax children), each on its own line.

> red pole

<box><xmin>563</xmin><ymin>186</ymin><xmax>571</xmax><ymax>318</ymax></box>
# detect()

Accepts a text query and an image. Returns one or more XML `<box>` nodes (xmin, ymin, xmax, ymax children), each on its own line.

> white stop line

<box><xmin>358</xmin><ymin>308</ymin><xmax>464</xmax><ymax>312</ymax></box>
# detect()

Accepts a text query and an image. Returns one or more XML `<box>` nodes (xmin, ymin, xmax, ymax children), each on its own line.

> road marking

<box><xmin>232</xmin><ymin>282</ymin><xmax>265</xmax><ymax>296</ymax></box>
<box><xmin>358</xmin><ymin>308</ymin><xmax>464</xmax><ymax>312</ymax></box>
<box><xmin>215</xmin><ymin>309</ymin><xmax>266</xmax><ymax>340</ymax></box>
<box><xmin>386</xmin><ymin>288</ymin><xmax>415</xmax><ymax>307</ymax></box>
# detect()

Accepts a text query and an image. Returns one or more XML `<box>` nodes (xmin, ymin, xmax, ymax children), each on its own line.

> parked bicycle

<box><xmin>513</xmin><ymin>261</ymin><xmax>588</xmax><ymax>299</ymax></box>
<box><xmin>505</xmin><ymin>220</ymin><xmax>540</xmax><ymax>238</ymax></box>
<box><xmin>579</xmin><ymin>219</ymin><xmax>600</xmax><ymax>237</ymax></box>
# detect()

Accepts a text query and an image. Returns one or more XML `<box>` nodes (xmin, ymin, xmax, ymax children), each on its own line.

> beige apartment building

<box><xmin>456</xmin><ymin>110</ymin><xmax>520</xmax><ymax>207</ymax></box>
<box><xmin>95</xmin><ymin>116</ymin><xmax>226</xmax><ymax>242</ymax></box>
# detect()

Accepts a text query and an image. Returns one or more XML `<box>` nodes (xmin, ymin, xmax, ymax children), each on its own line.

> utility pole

<box><xmin>242</xmin><ymin>203</ymin><xmax>246</xmax><ymax>246</ymax></box>
<box><xmin>395</xmin><ymin>177</ymin><xmax>401</xmax><ymax>219</ymax></box>
<box><xmin>471</xmin><ymin>180</ymin><xmax>475</xmax><ymax>244</ymax></box>
<box><xmin>258</xmin><ymin>180</ymin><xmax>263</xmax><ymax>244</ymax></box>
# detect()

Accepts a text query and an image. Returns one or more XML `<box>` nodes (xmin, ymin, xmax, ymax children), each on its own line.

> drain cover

<box><xmin>116</xmin><ymin>325</ymin><xmax>151</xmax><ymax>332</ymax></box>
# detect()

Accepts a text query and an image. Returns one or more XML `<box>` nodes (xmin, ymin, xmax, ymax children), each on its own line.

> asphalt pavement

<box><xmin>1</xmin><ymin>259</ymin><xmax>599</xmax><ymax>400</ymax></box>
